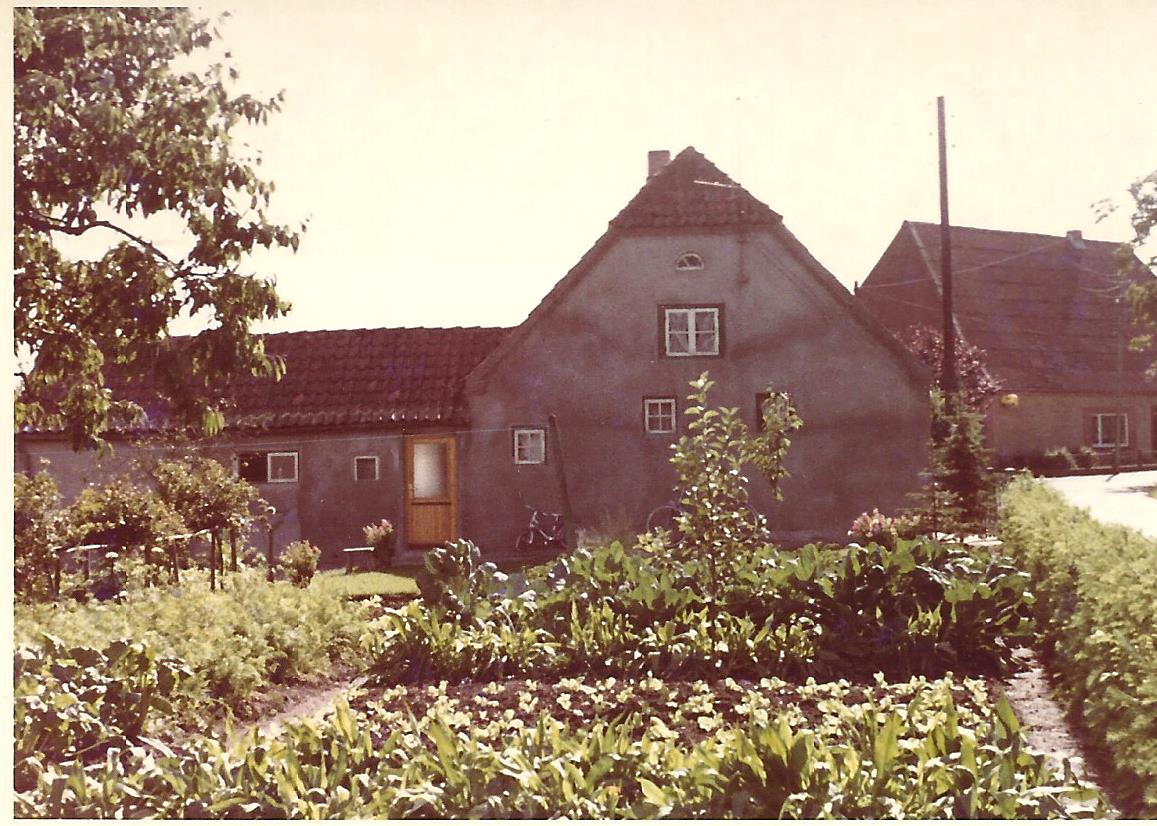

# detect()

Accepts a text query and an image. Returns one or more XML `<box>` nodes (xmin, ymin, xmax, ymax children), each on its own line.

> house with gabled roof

<box><xmin>856</xmin><ymin>221</ymin><xmax>1157</xmax><ymax>465</ymax></box>
<box><xmin>17</xmin><ymin>148</ymin><xmax>932</xmax><ymax>562</ymax></box>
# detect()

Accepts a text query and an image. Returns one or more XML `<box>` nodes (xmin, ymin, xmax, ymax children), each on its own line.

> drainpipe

<box><xmin>1114</xmin><ymin>294</ymin><xmax>1125</xmax><ymax>474</ymax></box>
<box><xmin>547</xmin><ymin>414</ymin><xmax>576</xmax><ymax>548</ymax></box>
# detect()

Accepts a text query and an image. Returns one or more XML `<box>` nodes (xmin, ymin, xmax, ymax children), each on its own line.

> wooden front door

<box><xmin>405</xmin><ymin>435</ymin><xmax>457</xmax><ymax>547</ymax></box>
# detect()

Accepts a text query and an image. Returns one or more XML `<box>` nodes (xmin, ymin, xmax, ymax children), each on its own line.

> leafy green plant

<box><xmin>281</xmin><ymin>540</ymin><xmax>321</xmax><ymax>587</ymax></box>
<box><xmin>14</xmin><ymin>674</ymin><xmax>1104</xmax><ymax>818</ymax></box>
<box><xmin>666</xmin><ymin>372</ymin><xmax>801</xmax><ymax>594</ymax></box>
<box><xmin>14</xmin><ymin>468</ymin><xmax>67</xmax><ymax>599</ymax></box>
<box><xmin>14</xmin><ymin>636</ymin><xmax>192</xmax><ymax>794</ymax></box>
<box><xmin>1001</xmin><ymin>478</ymin><xmax>1157</xmax><ymax>817</ymax></box>
<box><xmin>69</xmin><ymin>475</ymin><xmax>185</xmax><ymax>559</ymax></box>
<box><xmin>152</xmin><ymin>455</ymin><xmax>262</xmax><ymax>576</ymax></box>
<box><xmin>15</xmin><ymin>568</ymin><xmax>372</xmax><ymax>725</ymax></box>
<box><xmin>365</xmin><ymin>533</ymin><xmax>1034</xmax><ymax>686</ymax></box>
<box><xmin>418</xmin><ymin>538</ymin><xmax>514</xmax><ymax>623</ymax></box>
<box><xmin>908</xmin><ymin>391</ymin><xmax>996</xmax><ymax>536</ymax></box>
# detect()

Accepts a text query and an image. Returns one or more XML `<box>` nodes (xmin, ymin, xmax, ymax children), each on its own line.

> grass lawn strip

<box><xmin>312</xmin><ymin>569</ymin><xmax>419</xmax><ymax>598</ymax></box>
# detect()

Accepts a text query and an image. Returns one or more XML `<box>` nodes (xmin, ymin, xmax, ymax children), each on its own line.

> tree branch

<box><xmin>17</xmin><ymin>208</ymin><xmax>177</xmax><ymax>266</ymax></box>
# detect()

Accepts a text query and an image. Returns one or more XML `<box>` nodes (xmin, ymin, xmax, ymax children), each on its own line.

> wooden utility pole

<box><xmin>938</xmin><ymin>96</ymin><xmax>958</xmax><ymax>410</ymax></box>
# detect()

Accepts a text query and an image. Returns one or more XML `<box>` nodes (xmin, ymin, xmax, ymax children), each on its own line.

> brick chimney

<box><xmin>647</xmin><ymin>149</ymin><xmax>670</xmax><ymax>179</ymax></box>
<box><xmin>1066</xmin><ymin>229</ymin><xmax>1086</xmax><ymax>250</ymax></box>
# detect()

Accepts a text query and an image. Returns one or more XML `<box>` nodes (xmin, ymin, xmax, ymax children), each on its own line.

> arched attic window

<box><xmin>675</xmin><ymin>251</ymin><xmax>704</xmax><ymax>272</ymax></box>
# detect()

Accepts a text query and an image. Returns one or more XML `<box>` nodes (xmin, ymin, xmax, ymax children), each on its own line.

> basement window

<box><xmin>1090</xmin><ymin>413</ymin><xmax>1129</xmax><ymax>448</ymax></box>
<box><xmin>236</xmin><ymin>451</ymin><xmax>299</xmax><ymax>484</ymax></box>
<box><xmin>513</xmin><ymin>428</ymin><xmax>546</xmax><ymax>464</ymax></box>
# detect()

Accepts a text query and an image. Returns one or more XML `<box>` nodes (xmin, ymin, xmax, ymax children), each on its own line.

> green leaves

<box><xmin>1002</xmin><ymin>479</ymin><xmax>1157</xmax><ymax>817</ymax></box>
<box><xmin>14</xmin><ymin>8</ymin><xmax>304</xmax><ymax>447</ymax></box>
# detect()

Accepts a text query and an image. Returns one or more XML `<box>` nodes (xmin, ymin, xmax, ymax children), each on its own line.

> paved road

<box><xmin>1042</xmin><ymin>470</ymin><xmax>1157</xmax><ymax>541</ymax></box>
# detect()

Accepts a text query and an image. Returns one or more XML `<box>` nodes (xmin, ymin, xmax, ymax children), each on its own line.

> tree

<box><xmin>152</xmin><ymin>456</ymin><xmax>263</xmax><ymax>579</ymax></box>
<box><xmin>14</xmin><ymin>8</ymin><xmax>303</xmax><ymax>449</ymax></box>
<box><xmin>1120</xmin><ymin>169</ymin><xmax>1157</xmax><ymax>374</ymax></box>
<box><xmin>899</xmin><ymin>325</ymin><xmax>1002</xmax><ymax>413</ymax></box>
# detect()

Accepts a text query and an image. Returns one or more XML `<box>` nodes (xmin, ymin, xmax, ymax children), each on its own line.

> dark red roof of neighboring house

<box><xmin>610</xmin><ymin>146</ymin><xmax>782</xmax><ymax>229</ymax></box>
<box><xmin>858</xmin><ymin>221</ymin><xmax>1155</xmax><ymax>395</ymax></box>
<box><xmin>106</xmin><ymin>326</ymin><xmax>510</xmax><ymax>433</ymax></box>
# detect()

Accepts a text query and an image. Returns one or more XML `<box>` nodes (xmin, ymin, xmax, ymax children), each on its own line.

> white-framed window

<box><xmin>675</xmin><ymin>251</ymin><xmax>704</xmax><ymax>271</ymax></box>
<box><xmin>664</xmin><ymin>307</ymin><xmax>720</xmax><ymax>357</ymax></box>
<box><xmin>236</xmin><ymin>451</ymin><xmax>299</xmax><ymax>483</ymax></box>
<box><xmin>354</xmin><ymin>455</ymin><xmax>379</xmax><ymax>481</ymax></box>
<box><xmin>644</xmin><ymin>398</ymin><xmax>676</xmax><ymax>434</ymax></box>
<box><xmin>1091</xmin><ymin>413</ymin><xmax>1129</xmax><ymax>447</ymax></box>
<box><xmin>267</xmin><ymin>452</ymin><xmax>299</xmax><ymax>483</ymax></box>
<box><xmin>512</xmin><ymin>428</ymin><xmax>546</xmax><ymax>464</ymax></box>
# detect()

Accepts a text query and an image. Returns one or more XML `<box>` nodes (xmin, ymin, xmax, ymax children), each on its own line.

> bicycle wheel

<box><xmin>515</xmin><ymin>530</ymin><xmax>534</xmax><ymax>553</ymax></box>
<box><xmin>646</xmin><ymin>504</ymin><xmax>681</xmax><ymax>534</ymax></box>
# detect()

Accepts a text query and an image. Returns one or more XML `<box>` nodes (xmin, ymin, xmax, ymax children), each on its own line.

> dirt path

<box><xmin>1000</xmin><ymin>649</ymin><xmax>1114</xmax><ymax>813</ymax></box>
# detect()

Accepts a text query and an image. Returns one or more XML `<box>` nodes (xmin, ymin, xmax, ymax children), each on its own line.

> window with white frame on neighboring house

<box><xmin>643</xmin><ymin>397</ymin><xmax>676</xmax><ymax>434</ymax></box>
<box><xmin>236</xmin><ymin>451</ymin><xmax>299</xmax><ymax>483</ymax></box>
<box><xmin>1090</xmin><ymin>413</ymin><xmax>1129</xmax><ymax>448</ymax></box>
<box><xmin>512</xmin><ymin>428</ymin><xmax>546</xmax><ymax>464</ymax></box>
<box><xmin>354</xmin><ymin>455</ymin><xmax>379</xmax><ymax>481</ymax></box>
<box><xmin>662</xmin><ymin>306</ymin><xmax>721</xmax><ymax>357</ymax></box>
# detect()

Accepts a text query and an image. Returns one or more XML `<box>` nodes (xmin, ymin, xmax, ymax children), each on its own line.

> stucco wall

<box><xmin>15</xmin><ymin>427</ymin><xmax>429</xmax><ymax>567</ymax></box>
<box><xmin>988</xmin><ymin>392</ymin><xmax>1156</xmax><ymax>461</ymax></box>
<box><xmin>462</xmin><ymin>226</ymin><xmax>930</xmax><ymax>551</ymax></box>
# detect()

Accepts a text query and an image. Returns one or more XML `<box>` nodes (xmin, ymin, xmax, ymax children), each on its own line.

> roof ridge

<box><xmin>905</xmin><ymin>220</ymin><xmax>1123</xmax><ymax>248</ymax></box>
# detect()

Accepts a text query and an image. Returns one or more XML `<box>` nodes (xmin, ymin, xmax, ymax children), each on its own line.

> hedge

<box><xmin>1000</xmin><ymin>478</ymin><xmax>1157</xmax><ymax>817</ymax></box>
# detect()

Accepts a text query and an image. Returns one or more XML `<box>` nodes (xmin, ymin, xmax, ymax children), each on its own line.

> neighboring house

<box><xmin>17</xmin><ymin>147</ymin><xmax>931</xmax><ymax>561</ymax></box>
<box><xmin>857</xmin><ymin>221</ymin><xmax>1157</xmax><ymax>464</ymax></box>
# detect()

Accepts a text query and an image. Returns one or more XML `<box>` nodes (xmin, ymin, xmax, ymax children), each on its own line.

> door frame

<box><xmin>403</xmin><ymin>434</ymin><xmax>458</xmax><ymax>548</ymax></box>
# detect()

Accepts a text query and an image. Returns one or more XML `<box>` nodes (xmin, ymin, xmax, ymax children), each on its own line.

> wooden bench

<box><xmin>341</xmin><ymin>546</ymin><xmax>376</xmax><ymax>574</ymax></box>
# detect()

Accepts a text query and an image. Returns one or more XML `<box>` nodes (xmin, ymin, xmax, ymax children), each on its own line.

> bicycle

<box><xmin>515</xmin><ymin>505</ymin><xmax>567</xmax><ymax>552</ymax></box>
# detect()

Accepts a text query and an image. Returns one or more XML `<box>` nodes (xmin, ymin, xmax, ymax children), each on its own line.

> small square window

<box><xmin>664</xmin><ymin>307</ymin><xmax>720</xmax><ymax>357</ymax></box>
<box><xmin>513</xmin><ymin>428</ymin><xmax>546</xmax><ymax>464</ymax></box>
<box><xmin>267</xmin><ymin>452</ymin><xmax>299</xmax><ymax>483</ymax></box>
<box><xmin>354</xmin><ymin>456</ymin><xmax>379</xmax><ymax>481</ymax></box>
<box><xmin>644</xmin><ymin>398</ymin><xmax>676</xmax><ymax>434</ymax></box>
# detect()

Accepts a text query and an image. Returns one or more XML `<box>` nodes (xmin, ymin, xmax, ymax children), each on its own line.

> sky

<box><xmin>57</xmin><ymin>0</ymin><xmax>1157</xmax><ymax>333</ymax></box>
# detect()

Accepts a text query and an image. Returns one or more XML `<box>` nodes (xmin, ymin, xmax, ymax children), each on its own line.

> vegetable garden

<box><xmin>12</xmin><ymin>377</ymin><xmax>1131</xmax><ymax>817</ymax></box>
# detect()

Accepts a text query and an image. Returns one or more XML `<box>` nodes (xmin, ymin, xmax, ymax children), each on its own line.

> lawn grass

<box><xmin>313</xmin><ymin>569</ymin><xmax>419</xmax><ymax>598</ymax></box>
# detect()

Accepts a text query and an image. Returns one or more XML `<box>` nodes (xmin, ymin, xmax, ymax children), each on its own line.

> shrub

<box><xmin>14</xmin><ymin>470</ymin><xmax>66</xmax><ymax>599</ymax></box>
<box><xmin>69</xmin><ymin>476</ymin><xmax>185</xmax><ymax>556</ymax></box>
<box><xmin>281</xmin><ymin>540</ymin><xmax>321</xmax><ymax>587</ymax></box>
<box><xmin>849</xmin><ymin>508</ymin><xmax>900</xmax><ymax>550</ymax></box>
<box><xmin>1041</xmin><ymin>446</ymin><xmax>1077</xmax><ymax>473</ymax></box>
<box><xmin>908</xmin><ymin>391</ymin><xmax>996</xmax><ymax>536</ymax></box>
<box><xmin>1001</xmin><ymin>478</ymin><xmax>1157</xmax><ymax>817</ymax></box>
<box><xmin>362</xmin><ymin>518</ymin><xmax>396</xmax><ymax>570</ymax></box>
<box><xmin>1074</xmin><ymin>445</ymin><xmax>1097</xmax><ymax>470</ymax></box>
<box><xmin>366</xmin><ymin>535</ymin><xmax>1034</xmax><ymax>685</ymax></box>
